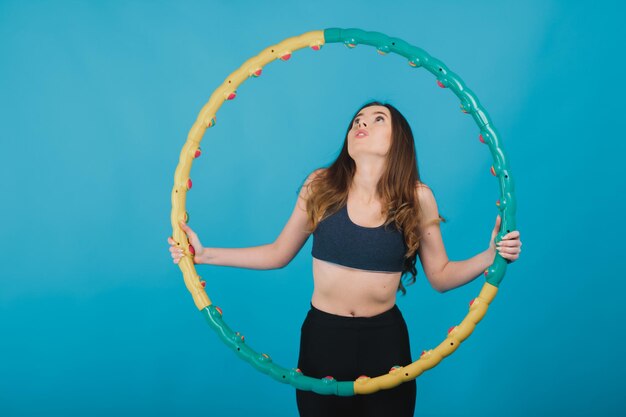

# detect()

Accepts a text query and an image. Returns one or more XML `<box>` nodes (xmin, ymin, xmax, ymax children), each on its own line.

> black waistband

<box><xmin>305</xmin><ymin>303</ymin><xmax>404</xmax><ymax>328</ymax></box>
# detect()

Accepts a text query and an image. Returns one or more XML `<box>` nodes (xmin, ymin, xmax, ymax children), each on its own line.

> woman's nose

<box><xmin>358</xmin><ymin>121</ymin><xmax>367</xmax><ymax>127</ymax></box>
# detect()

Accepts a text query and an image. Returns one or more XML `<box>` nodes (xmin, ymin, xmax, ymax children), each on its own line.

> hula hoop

<box><xmin>170</xmin><ymin>28</ymin><xmax>516</xmax><ymax>396</ymax></box>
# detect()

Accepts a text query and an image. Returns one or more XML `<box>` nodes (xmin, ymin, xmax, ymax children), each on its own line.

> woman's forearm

<box><xmin>437</xmin><ymin>248</ymin><xmax>496</xmax><ymax>292</ymax></box>
<box><xmin>200</xmin><ymin>243</ymin><xmax>283</xmax><ymax>270</ymax></box>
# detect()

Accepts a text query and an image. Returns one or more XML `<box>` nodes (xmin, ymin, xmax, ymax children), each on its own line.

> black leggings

<box><xmin>296</xmin><ymin>304</ymin><xmax>416</xmax><ymax>417</ymax></box>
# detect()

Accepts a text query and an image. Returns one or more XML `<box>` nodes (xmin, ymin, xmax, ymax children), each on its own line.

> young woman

<box><xmin>167</xmin><ymin>101</ymin><xmax>522</xmax><ymax>416</ymax></box>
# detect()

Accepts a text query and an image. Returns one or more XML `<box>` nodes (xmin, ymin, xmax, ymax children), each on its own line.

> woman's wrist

<box><xmin>203</xmin><ymin>248</ymin><xmax>215</xmax><ymax>265</ymax></box>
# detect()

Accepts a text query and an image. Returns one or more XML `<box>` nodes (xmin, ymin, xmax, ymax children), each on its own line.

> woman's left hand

<box><xmin>489</xmin><ymin>215</ymin><xmax>522</xmax><ymax>262</ymax></box>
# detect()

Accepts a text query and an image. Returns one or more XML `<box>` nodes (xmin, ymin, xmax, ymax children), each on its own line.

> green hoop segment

<box><xmin>171</xmin><ymin>27</ymin><xmax>516</xmax><ymax>397</ymax></box>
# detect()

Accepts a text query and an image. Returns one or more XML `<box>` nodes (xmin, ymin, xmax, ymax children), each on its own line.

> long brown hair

<box><xmin>301</xmin><ymin>101</ymin><xmax>446</xmax><ymax>294</ymax></box>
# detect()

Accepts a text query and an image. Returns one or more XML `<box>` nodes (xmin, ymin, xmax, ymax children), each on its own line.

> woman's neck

<box><xmin>350</xmin><ymin>162</ymin><xmax>385</xmax><ymax>203</ymax></box>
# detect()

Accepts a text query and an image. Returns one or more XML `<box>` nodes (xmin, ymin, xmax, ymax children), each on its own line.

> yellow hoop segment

<box><xmin>354</xmin><ymin>283</ymin><xmax>498</xmax><ymax>393</ymax></box>
<box><xmin>171</xmin><ymin>31</ymin><xmax>325</xmax><ymax>310</ymax></box>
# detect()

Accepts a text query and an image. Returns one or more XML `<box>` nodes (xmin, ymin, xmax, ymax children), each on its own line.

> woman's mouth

<box><xmin>355</xmin><ymin>129</ymin><xmax>368</xmax><ymax>138</ymax></box>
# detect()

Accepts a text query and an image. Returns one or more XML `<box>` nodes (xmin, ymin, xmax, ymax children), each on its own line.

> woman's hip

<box><xmin>298</xmin><ymin>303</ymin><xmax>412</xmax><ymax>379</ymax></box>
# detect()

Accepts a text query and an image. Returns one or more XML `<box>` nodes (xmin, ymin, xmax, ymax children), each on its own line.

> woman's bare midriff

<box><xmin>311</xmin><ymin>257</ymin><xmax>402</xmax><ymax>318</ymax></box>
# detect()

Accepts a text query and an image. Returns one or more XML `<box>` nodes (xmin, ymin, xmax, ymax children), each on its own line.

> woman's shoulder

<box><xmin>413</xmin><ymin>181</ymin><xmax>443</xmax><ymax>226</ymax></box>
<box><xmin>298</xmin><ymin>168</ymin><xmax>327</xmax><ymax>200</ymax></box>
<box><xmin>305</xmin><ymin>168</ymin><xmax>327</xmax><ymax>185</ymax></box>
<box><xmin>414</xmin><ymin>181</ymin><xmax>437</xmax><ymax>208</ymax></box>
<box><xmin>415</xmin><ymin>180</ymin><xmax>431</xmax><ymax>190</ymax></box>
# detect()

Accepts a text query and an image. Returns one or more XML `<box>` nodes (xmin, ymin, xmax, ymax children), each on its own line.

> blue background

<box><xmin>1</xmin><ymin>0</ymin><xmax>624</xmax><ymax>416</ymax></box>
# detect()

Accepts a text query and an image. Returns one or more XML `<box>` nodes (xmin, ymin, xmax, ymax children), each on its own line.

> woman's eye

<box><xmin>353</xmin><ymin>115</ymin><xmax>384</xmax><ymax>126</ymax></box>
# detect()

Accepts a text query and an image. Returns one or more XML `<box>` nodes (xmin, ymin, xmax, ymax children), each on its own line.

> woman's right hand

<box><xmin>168</xmin><ymin>221</ymin><xmax>206</xmax><ymax>264</ymax></box>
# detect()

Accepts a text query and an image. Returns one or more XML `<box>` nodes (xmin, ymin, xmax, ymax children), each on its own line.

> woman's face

<box><xmin>347</xmin><ymin>105</ymin><xmax>393</xmax><ymax>160</ymax></box>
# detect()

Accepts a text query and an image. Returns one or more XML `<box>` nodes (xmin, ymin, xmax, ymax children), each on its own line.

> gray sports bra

<box><xmin>311</xmin><ymin>202</ymin><xmax>407</xmax><ymax>272</ymax></box>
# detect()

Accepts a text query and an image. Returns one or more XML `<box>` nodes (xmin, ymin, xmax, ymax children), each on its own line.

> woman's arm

<box><xmin>430</xmin><ymin>248</ymin><xmax>496</xmax><ymax>293</ymax></box>
<box><xmin>189</xmin><ymin>169</ymin><xmax>324</xmax><ymax>270</ymax></box>
<box><xmin>415</xmin><ymin>184</ymin><xmax>495</xmax><ymax>293</ymax></box>
<box><xmin>200</xmin><ymin>244</ymin><xmax>283</xmax><ymax>270</ymax></box>
<box><xmin>170</xmin><ymin>222</ymin><xmax>284</xmax><ymax>270</ymax></box>
<box><xmin>270</xmin><ymin>168</ymin><xmax>325</xmax><ymax>267</ymax></box>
